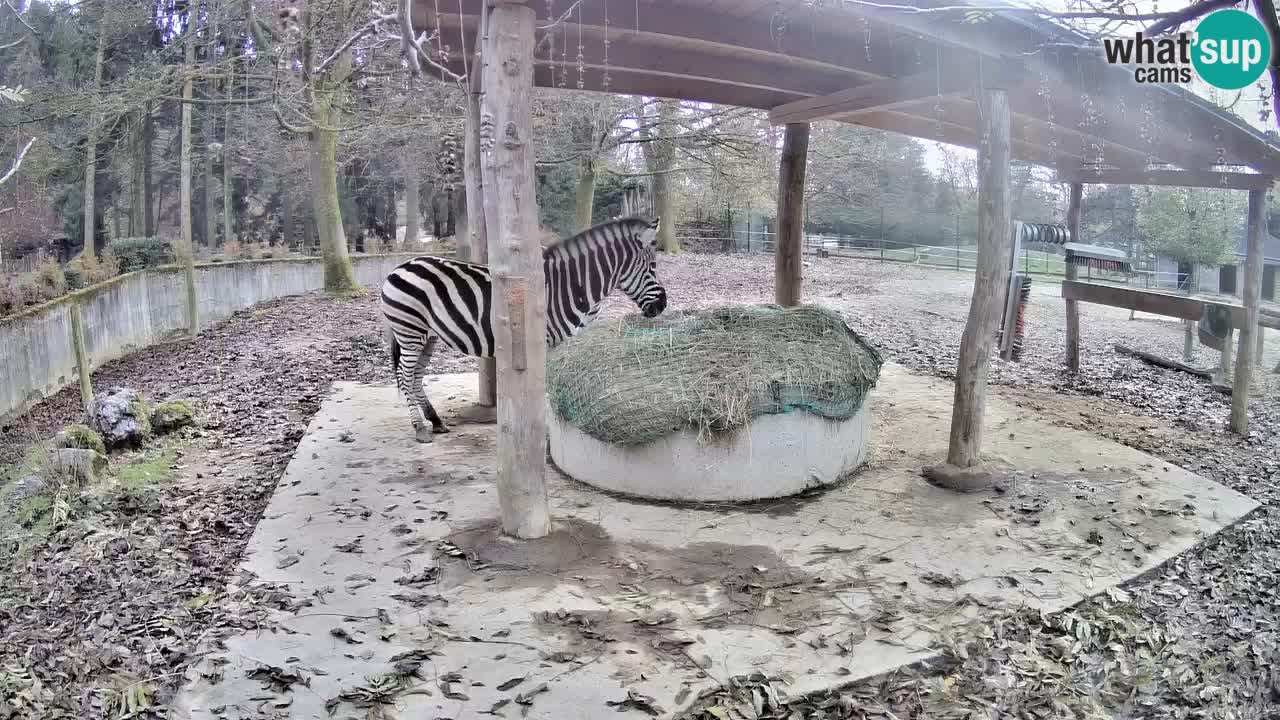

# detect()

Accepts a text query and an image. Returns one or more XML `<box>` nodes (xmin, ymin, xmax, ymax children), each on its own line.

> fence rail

<box><xmin>683</xmin><ymin>230</ymin><xmax>1190</xmax><ymax>290</ymax></box>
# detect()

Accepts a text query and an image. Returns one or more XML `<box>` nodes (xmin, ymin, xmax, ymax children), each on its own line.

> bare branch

<box><xmin>0</xmin><ymin>136</ymin><xmax>36</xmax><ymax>188</ymax></box>
<box><xmin>395</xmin><ymin>0</ymin><xmax>466</xmax><ymax>84</ymax></box>
<box><xmin>1144</xmin><ymin>0</ymin><xmax>1240</xmax><ymax>34</ymax></box>
<box><xmin>4</xmin><ymin>0</ymin><xmax>36</xmax><ymax>35</ymax></box>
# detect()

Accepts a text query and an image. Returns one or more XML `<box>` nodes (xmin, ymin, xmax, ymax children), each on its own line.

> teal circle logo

<box><xmin>1192</xmin><ymin>9</ymin><xmax>1271</xmax><ymax>90</ymax></box>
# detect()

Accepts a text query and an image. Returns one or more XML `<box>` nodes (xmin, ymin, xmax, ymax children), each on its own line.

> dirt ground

<box><xmin>1</xmin><ymin>254</ymin><xmax>1278</xmax><ymax>718</ymax></box>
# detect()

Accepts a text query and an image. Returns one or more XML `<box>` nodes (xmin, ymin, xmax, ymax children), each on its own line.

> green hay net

<box><xmin>546</xmin><ymin>304</ymin><xmax>884</xmax><ymax>446</ymax></box>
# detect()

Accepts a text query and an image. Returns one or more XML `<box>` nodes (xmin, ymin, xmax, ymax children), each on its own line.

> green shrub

<box><xmin>53</xmin><ymin>424</ymin><xmax>107</xmax><ymax>456</ymax></box>
<box><xmin>107</xmin><ymin>237</ymin><xmax>172</xmax><ymax>273</ymax></box>
<box><xmin>64</xmin><ymin>252</ymin><xmax>120</xmax><ymax>289</ymax></box>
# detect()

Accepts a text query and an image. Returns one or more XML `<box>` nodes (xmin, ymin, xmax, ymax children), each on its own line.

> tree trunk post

<box><xmin>1064</xmin><ymin>182</ymin><xmax>1083</xmax><ymax>372</ymax></box>
<box><xmin>69</xmin><ymin>302</ymin><xmax>93</xmax><ymax>419</ymax></box>
<box><xmin>83</xmin><ymin>30</ymin><xmax>106</xmax><ymax>259</ymax></box>
<box><xmin>404</xmin><ymin>157</ymin><xmax>420</xmax><ymax>248</ymax></box>
<box><xmin>926</xmin><ymin>87</ymin><xmax>1012</xmax><ymax>490</ymax></box>
<box><xmin>1230</xmin><ymin>187</ymin><xmax>1267</xmax><ymax>434</ymax></box>
<box><xmin>467</xmin><ymin>7</ymin><xmax>497</xmax><ymax>411</ymax></box>
<box><xmin>480</xmin><ymin>1</ymin><xmax>549</xmax><ymax>540</ymax></box>
<box><xmin>179</xmin><ymin>25</ymin><xmax>200</xmax><ymax>336</ymax></box>
<box><xmin>775</xmin><ymin>122</ymin><xmax>809</xmax><ymax>307</ymax></box>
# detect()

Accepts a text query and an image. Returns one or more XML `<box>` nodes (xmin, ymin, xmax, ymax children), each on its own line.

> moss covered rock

<box><xmin>151</xmin><ymin>400</ymin><xmax>195</xmax><ymax>435</ymax></box>
<box><xmin>89</xmin><ymin>387</ymin><xmax>152</xmax><ymax>449</ymax></box>
<box><xmin>53</xmin><ymin>424</ymin><xmax>107</xmax><ymax>456</ymax></box>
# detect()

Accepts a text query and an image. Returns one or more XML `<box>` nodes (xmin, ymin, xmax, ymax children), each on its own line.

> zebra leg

<box><xmin>412</xmin><ymin>336</ymin><xmax>449</xmax><ymax>435</ymax></box>
<box><xmin>392</xmin><ymin>330</ymin><xmax>436</xmax><ymax>444</ymax></box>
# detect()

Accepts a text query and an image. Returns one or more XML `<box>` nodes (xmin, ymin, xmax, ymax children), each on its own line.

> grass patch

<box><xmin>114</xmin><ymin>446</ymin><xmax>178</xmax><ymax>491</ymax></box>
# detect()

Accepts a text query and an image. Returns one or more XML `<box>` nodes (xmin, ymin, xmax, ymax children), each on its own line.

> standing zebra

<box><xmin>380</xmin><ymin>216</ymin><xmax>668</xmax><ymax>443</ymax></box>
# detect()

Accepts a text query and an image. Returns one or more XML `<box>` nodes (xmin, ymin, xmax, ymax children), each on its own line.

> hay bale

<box><xmin>546</xmin><ymin>304</ymin><xmax>883</xmax><ymax>445</ymax></box>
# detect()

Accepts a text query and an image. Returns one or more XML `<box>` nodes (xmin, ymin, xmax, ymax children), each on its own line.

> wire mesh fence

<box><xmin>688</xmin><ymin>229</ymin><xmax>1188</xmax><ymax>290</ymax></box>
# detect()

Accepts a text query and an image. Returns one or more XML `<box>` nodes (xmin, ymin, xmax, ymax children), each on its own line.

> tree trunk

<box><xmin>404</xmin><ymin>158</ymin><xmax>420</xmax><ymax>246</ymax></box>
<box><xmin>648</xmin><ymin>100</ymin><xmax>680</xmax><ymax>253</ymax></box>
<box><xmin>309</xmin><ymin>85</ymin><xmax>358</xmax><ymax>292</ymax></box>
<box><xmin>204</xmin><ymin>128</ymin><xmax>217</xmax><ymax>251</ymax></box>
<box><xmin>480</xmin><ymin>3</ymin><xmax>550</xmax><ymax>539</ymax></box>
<box><xmin>1064</xmin><ymin>183</ymin><xmax>1083</xmax><ymax>372</ymax></box>
<box><xmin>222</xmin><ymin>93</ymin><xmax>234</xmax><ymax>249</ymax></box>
<box><xmin>942</xmin><ymin>87</ymin><xmax>1012</xmax><ymax>474</ymax></box>
<box><xmin>775</xmin><ymin>123</ymin><xmax>809</xmax><ymax>307</ymax></box>
<box><xmin>83</xmin><ymin>30</ymin><xmax>106</xmax><ymax>258</ymax></box>
<box><xmin>143</xmin><ymin>103</ymin><xmax>155</xmax><ymax>237</ymax></box>
<box><xmin>282</xmin><ymin>193</ymin><xmax>294</xmax><ymax>249</ymax></box>
<box><xmin>130</xmin><ymin>112</ymin><xmax>145</xmax><ymax>237</ymax></box>
<box><xmin>574</xmin><ymin>157</ymin><xmax>595</xmax><ymax>231</ymax></box>
<box><xmin>179</xmin><ymin>24</ymin><xmax>200</xmax><ymax>335</ymax></box>
<box><xmin>465</xmin><ymin>55</ymin><xmax>496</xmax><ymax>407</ymax></box>
<box><xmin>1230</xmin><ymin>188</ymin><xmax>1267</xmax><ymax>434</ymax></box>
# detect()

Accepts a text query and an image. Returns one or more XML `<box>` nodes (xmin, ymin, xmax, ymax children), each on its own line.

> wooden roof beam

<box><xmin>427</xmin><ymin>0</ymin><xmax>915</xmax><ymax>80</ymax></box>
<box><xmin>1055</xmin><ymin>168</ymin><xmax>1275</xmax><ymax>190</ymax></box>
<box><xmin>768</xmin><ymin>64</ymin><xmax>1023</xmax><ymax>125</ymax></box>
<box><xmin>847</xmin><ymin>110</ymin><xmax>1077</xmax><ymax>169</ymax></box>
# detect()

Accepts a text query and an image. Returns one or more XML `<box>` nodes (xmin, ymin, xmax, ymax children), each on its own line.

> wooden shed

<box><xmin>412</xmin><ymin>0</ymin><xmax>1278</xmax><ymax>536</ymax></box>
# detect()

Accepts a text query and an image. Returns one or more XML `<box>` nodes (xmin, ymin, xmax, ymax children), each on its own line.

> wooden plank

<box><xmin>775</xmin><ymin>122</ymin><xmax>808</xmax><ymax>306</ymax></box>
<box><xmin>1064</xmin><ymin>183</ymin><xmax>1083</xmax><ymax>373</ymax></box>
<box><xmin>1230</xmin><ymin>188</ymin><xmax>1266</xmax><ymax>434</ymax></box>
<box><xmin>1055</xmin><ymin>168</ymin><xmax>1274</xmax><ymax>191</ymax></box>
<box><xmin>769</xmin><ymin>68</ymin><xmax>976</xmax><ymax>125</ymax></box>
<box><xmin>479</xmin><ymin>2</ymin><xmax>550</xmax><ymax>540</ymax></box>
<box><xmin>945</xmin><ymin>87</ymin><xmax>1012</xmax><ymax>472</ymax></box>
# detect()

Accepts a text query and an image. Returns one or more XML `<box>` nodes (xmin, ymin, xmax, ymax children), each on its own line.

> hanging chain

<box><xmin>933</xmin><ymin>46</ymin><xmax>944</xmax><ymax>137</ymax></box>
<box><xmin>576</xmin><ymin>3</ymin><xmax>585</xmax><ymax>90</ymax></box>
<box><xmin>1038</xmin><ymin>72</ymin><xmax>1058</xmax><ymax>160</ymax></box>
<box><xmin>546</xmin><ymin>0</ymin><xmax>556</xmax><ymax>88</ymax></box>
<box><xmin>864</xmin><ymin>18</ymin><xmax>871</xmax><ymax>63</ymax></box>
<box><xmin>602</xmin><ymin>0</ymin><xmax>611</xmax><ymax>92</ymax></box>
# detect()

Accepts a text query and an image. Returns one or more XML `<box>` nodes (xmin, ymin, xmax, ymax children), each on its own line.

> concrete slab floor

<box><xmin>172</xmin><ymin>363</ymin><xmax>1258</xmax><ymax>720</ymax></box>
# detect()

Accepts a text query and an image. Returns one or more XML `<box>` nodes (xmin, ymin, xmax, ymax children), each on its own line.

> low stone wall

<box><xmin>0</xmin><ymin>254</ymin><xmax>426</xmax><ymax>423</ymax></box>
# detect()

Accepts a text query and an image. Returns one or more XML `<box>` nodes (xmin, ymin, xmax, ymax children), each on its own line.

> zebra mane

<box><xmin>542</xmin><ymin>217</ymin><xmax>650</xmax><ymax>255</ymax></box>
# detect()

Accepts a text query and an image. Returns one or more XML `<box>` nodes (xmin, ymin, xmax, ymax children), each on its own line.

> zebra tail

<box><xmin>387</xmin><ymin>326</ymin><xmax>401</xmax><ymax>374</ymax></box>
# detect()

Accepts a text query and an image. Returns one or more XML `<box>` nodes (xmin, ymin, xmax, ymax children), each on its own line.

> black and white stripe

<box><xmin>380</xmin><ymin>216</ymin><xmax>667</xmax><ymax>442</ymax></box>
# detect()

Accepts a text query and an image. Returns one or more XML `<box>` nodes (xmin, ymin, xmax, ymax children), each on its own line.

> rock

<box><xmin>46</xmin><ymin>448</ymin><xmax>108</xmax><ymax>484</ymax></box>
<box><xmin>151</xmin><ymin>400</ymin><xmax>195</xmax><ymax>435</ymax></box>
<box><xmin>53</xmin><ymin>423</ymin><xmax>107</xmax><ymax>456</ymax></box>
<box><xmin>90</xmin><ymin>387</ymin><xmax>152</xmax><ymax>449</ymax></box>
<box><xmin>10</xmin><ymin>474</ymin><xmax>48</xmax><ymax>502</ymax></box>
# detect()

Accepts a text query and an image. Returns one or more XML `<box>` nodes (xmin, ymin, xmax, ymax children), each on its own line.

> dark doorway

<box><xmin>1177</xmin><ymin>261</ymin><xmax>1193</xmax><ymax>291</ymax></box>
<box><xmin>1219</xmin><ymin>264</ymin><xmax>1238</xmax><ymax>295</ymax></box>
<box><xmin>1264</xmin><ymin>265</ymin><xmax>1276</xmax><ymax>302</ymax></box>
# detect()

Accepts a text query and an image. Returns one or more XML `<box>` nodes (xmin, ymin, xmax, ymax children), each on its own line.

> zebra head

<box><xmin>618</xmin><ymin>216</ymin><xmax>667</xmax><ymax>318</ymax></box>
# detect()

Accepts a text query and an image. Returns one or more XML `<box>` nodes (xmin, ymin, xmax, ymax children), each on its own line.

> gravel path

<box><xmin>1</xmin><ymin>254</ymin><xmax>1278</xmax><ymax>718</ymax></box>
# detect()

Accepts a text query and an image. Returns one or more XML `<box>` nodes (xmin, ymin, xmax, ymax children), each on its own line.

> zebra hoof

<box><xmin>414</xmin><ymin>427</ymin><xmax>435</xmax><ymax>444</ymax></box>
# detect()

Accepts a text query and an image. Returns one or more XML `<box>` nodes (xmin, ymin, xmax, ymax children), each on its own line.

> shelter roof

<box><xmin>417</xmin><ymin>0</ymin><xmax>1280</xmax><ymax>177</ymax></box>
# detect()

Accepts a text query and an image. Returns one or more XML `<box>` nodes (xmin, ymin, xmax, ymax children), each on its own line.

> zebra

<box><xmin>379</xmin><ymin>216</ymin><xmax>668</xmax><ymax>443</ymax></box>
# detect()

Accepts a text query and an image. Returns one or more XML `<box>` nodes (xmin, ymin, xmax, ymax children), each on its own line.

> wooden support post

<box><xmin>480</xmin><ymin>2</ymin><xmax>550</xmax><ymax>539</ymax></box>
<box><xmin>775</xmin><ymin>123</ymin><xmax>809</xmax><ymax>306</ymax></box>
<box><xmin>1064</xmin><ymin>182</ymin><xmax>1083</xmax><ymax>373</ymax></box>
<box><xmin>926</xmin><ymin>87</ymin><xmax>1012</xmax><ymax>491</ymax></box>
<box><xmin>1220</xmin><ymin>327</ymin><xmax>1233</xmax><ymax>382</ymax></box>
<box><xmin>69</xmin><ymin>302</ymin><xmax>93</xmax><ymax>418</ymax></box>
<box><xmin>464</xmin><ymin>5</ymin><xmax>497</xmax><ymax>416</ymax></box>
<box><xmin>1230</xmin><ymin>188</ymin><xmax>1266</xmax><ymax>434</ymax></box>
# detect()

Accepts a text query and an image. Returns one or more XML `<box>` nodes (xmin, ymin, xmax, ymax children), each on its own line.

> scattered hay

<box><xmin>547</xmin><ymin>304</ymin><xmax>883</xmax><ymax>445</ymax></box>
